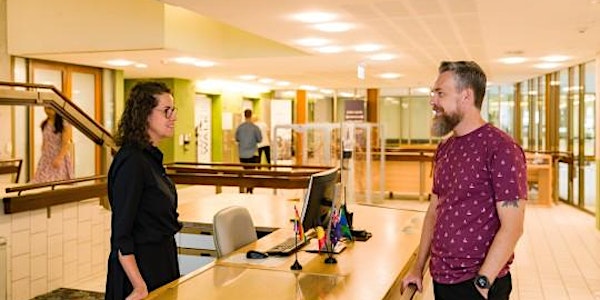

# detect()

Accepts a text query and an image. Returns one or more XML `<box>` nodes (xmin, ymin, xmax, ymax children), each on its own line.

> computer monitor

<box><xmin>299</xmin><ymin>167</ymin><xmax>340</xmax><ymax>234</ymax></box>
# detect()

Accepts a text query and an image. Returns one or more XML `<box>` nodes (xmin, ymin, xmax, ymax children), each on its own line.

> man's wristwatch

<box><xmin>474</xmin><ymin>274</ymin><xmax>491</xmax><ymax>289</ymax></box>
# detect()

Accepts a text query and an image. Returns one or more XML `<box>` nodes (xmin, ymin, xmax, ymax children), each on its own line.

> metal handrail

<box><xmin>0</xmin><ymin>81</ymin><xmax>116</xmax><ymax>151</ymax></box>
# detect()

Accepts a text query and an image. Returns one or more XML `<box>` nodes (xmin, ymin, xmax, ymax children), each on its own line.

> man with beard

<box><xmin>401</xmin><ymin>61</ymin><xmax>527</xmax><ymax>300</ymax></box>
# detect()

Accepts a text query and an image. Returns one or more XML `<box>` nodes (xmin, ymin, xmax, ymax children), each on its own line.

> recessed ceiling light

<box><xmin>296</xmin><ymin>38</ymin><xmax>329</xmax><ymax>47</ymax></box>
<box><xmin>134</xmin><ymin>63</ymin><xmax>147</xmax><ymax>68</ymax></box>
<box><xmin>354</xmin><ymin>44</ymin><xmax>382</xmax><ymax>52</ymax></box>
<box><xmin>104</xmin><ymin>59</ymin><xmax>135</xmax><ymax>67</ymax></box>
<box><xmin>299</xmin><ymin>85</ymin><xmax>318</xmax><ymax>91</ymax></box>
<box><xmin>414</xmin><ymin>87</ymin><xmax>431</xmax><ymax>95</ymax></box>
<box><xmin>313</xmin><ymin>22</ymin><xmax>353</xmax><ymax>32</ymax></box>
<box><xmin>540</xmin><ymin>55</ymin><xmax>570</xmax><ymax>62</ymax></box>
<box><xmin>258</xmin><ymin>78</ymin><xmax>274</xmax><ymax>84</ymax></box>
<box><xmin>169</xmin><ymin>57</ymin><xmax>216</xmax><ymax>67</ymax></box>
<box><xmin>193</xmin><ymin>60</ymin><xmax>216</xmax><ymax>68</ymax></box>
<box><xmin>534</xmin><ymin>62</ymin><xmax>560</xmax><ymax>69</ymax></box>
<box><xmin>293</xmin><ymin>12</ymin><xmax>336</xmax><ymax>23</ymax></box>
<box><xmin>172</xmin><ymin>57</ymin><xmax>197</xmax><ymax>64</ymax></box>
<box><xmin>316</xmin><ymin>46</ymin><xmax>343</xmax><ymax>53</ymax></box>
<box><xmin>499</xmin><ymin>57</ymin><xmax>527</xmax><ymax>64</ymax></box>
<box><xmin>239</xmin><ymin>75</ymin><xmax>257</xmax><ymax>80</ymax></box>
<box><xmin>369</xmin><ymin>53</ymin><xmax>395</xmax><ymax>61</ymax></box>
<box><xmin>276</xmin><ymin>81</ymin><xmax>290</xmax><ymax>86</ymax></box>
<box><xmin>320</xmin><ymin>89</ymin><xmax>334</xmax><ymax>94</ymax></box>
<box><xmin>379</xmin><ymin>73</ymin><xmax>403</xmax><ymax>79</ymax></box>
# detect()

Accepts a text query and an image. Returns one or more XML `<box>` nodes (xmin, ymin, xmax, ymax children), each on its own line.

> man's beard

<box><xmin>431</xmin><ymin>110</ymin><xmax>461</xmax><ymax>137</ymax></box>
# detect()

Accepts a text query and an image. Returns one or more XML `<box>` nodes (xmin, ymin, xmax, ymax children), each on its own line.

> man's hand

<box><xmin>401</xmin><ymin>267</ymin><xmax>423</xmax><ymax>294</ymax></box>
<box><xmin>475</xmin><ymin>285</ymin><xmax>489</xmax><ymax>299</ymax></box>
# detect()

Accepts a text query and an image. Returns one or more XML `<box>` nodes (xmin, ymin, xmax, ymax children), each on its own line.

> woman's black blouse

<box><xmin>108</xmin><ymin>144</ymin><xmax>182</xmax><ymax>255</ymax></box>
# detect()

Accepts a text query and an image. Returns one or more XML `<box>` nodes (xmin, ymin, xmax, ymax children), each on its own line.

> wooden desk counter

<box><xmin>149</xmin><ymin>265</ymin><xmax>345</xmax><ymax>299</ymax></box>
<box><xmin>525</xmin><ymin>153</ymin><xmax>553</xmax><ymax>206</ymax></box>
<box><xmin>152</xmin><ymin>193</ymin><xmax>425</xmax><ymax>300</ymax></box>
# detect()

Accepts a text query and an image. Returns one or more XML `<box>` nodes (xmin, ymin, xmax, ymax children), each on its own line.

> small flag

<box><xmin>293</xmin><ymin>205</ymin><xmax>305</xmax><ymax>241</ymax></box>
<box><xmin>339</xmin><ymin>206</ymin><xmax>353</xmax><ymax>240</ymax></box>
<box><xmin>316</xmin><ymin>226</ymin><xmax>326</xmax><ymax>252</ymax></box>
<box><xmin>329</xmin><ymin>208</ymin><xmax>341</xmax><ymax>246</ymax></box>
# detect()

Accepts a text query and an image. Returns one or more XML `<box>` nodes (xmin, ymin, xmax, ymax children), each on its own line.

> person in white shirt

<box><xmin>253</xmin><ymin>116</ymin><xmax>271</xmax><ymax>165</ymax></box>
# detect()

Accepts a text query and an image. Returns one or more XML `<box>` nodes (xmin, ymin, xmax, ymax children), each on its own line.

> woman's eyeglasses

<box><xmin>155</xmin><ymin>106</ymin><xmax>177</xmax><ymax>118</ymax></box>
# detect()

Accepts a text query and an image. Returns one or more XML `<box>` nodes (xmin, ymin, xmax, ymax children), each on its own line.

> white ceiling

<box><xmin>11</xmin><ymin>0</ymin><xmax>600</xmax><ymax>90</ymax></box>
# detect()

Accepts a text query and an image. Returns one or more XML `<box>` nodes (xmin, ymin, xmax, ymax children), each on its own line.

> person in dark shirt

<box><xmin>105</xmin><ymin>81</ymin><xmax>182</xmax><ymax>300</ymax></box>
<box><xmin>235</xmin><ymin>109</ymin><xmax>261</xmax><ymax>193</ymax></box>
<box><xmin>402</xmin><ymin>61</ymin><xmax>527</xmax><ymax>300</ymax></box>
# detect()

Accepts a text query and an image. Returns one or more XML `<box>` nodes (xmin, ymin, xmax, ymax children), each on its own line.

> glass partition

<box><xmin>520</xmin><ymin>80</ymin><xmax>530</xmax><ymax>149</ymax></box>
<box><xmin>583</xmin><ymin>61</ymin><xmax>596</xmax><ymax>212</ymax></box>
<box><xmin>558</xmin><ymin>69</ymin><xmax>570</xmax><ymax>202</ymax></box>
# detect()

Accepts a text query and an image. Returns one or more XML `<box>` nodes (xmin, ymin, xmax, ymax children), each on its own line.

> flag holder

<box><xmin>324</xmin><ymin>216</ymin><xmax>338</xmax><ymax>264</ymax></box>
<box><xmin>290</xmin><ymin>205</ymin><xmax>303</xmax><ymax>270</ymax></box>
<box><xmin>324</xmin><ymin>250</ymin><xmax>337</xmax><ymax>264</ymax></box>
<box><xmin>290</xmin><ymin>236</ymin><xmax>303</xmax><ymax>270</ymax></box>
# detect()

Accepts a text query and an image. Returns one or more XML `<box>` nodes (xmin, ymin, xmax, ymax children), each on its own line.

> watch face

<box><xmin>475</xmin><ymin>275</ymin><xmax>490</xmax><ymax>289</ymax></box>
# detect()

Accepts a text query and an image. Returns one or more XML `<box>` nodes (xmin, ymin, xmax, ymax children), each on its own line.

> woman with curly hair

<box><xmin>105</xmin><ymin>81</ymin><xmax>181</xmax><ymax>300</ymax></box>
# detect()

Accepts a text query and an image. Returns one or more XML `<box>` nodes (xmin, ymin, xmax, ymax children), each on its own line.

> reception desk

<box><xmin>148</xmin><ymin>189</ymin><xmax>425</xmax><ymax>299</ymax></box>
<box><xmin>526</xmin><ymin>153</ymin><xmax>553</xmax><ymax>206</ymax></box>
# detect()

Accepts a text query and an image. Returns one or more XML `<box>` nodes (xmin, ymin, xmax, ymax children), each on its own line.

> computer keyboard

<box><xmin>266</xmin><ymin>237</ymin><xmax>308</xmax><ymax>256</ymax></box>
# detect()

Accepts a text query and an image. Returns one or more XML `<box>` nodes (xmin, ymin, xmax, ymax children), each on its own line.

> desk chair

<box><xmin>212</xmin><ymin>206</ymin><xmax>258</xmax><ymax>257</ymax></box>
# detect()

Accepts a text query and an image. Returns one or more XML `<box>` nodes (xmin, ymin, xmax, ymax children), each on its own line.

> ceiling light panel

<box><xmin>169</xmin><ymin>57</ymin><xmax>216</xmax><ymax>68</ymax></box>
<box><xmin>380</xmin><ymin>73</ymin><xmax>403</xmax><ymax>79</ymax></box>
<box><xmin>105</xmin><ymin>59</ymin><xmax>135</xmax><ymax>67</ymax></box>
<box><xmin>313</xmin><ymin>22</ymin><xmax>354</xmax><ymax>32</ymax></box>
<box><xmin>293</xmin><ymin>12</ymin><xmax>337</xmax><ymax>23</ymax></box>
<box><xmin>369</xmin><ymin>53</ymin><xmax>396</xmax><ymax>61</ymax></box>
<box><xmin>499</xmin><ymin>57</ymin><xmax>527</xmax><ymax>64</ymax></box>
<box><xmin>316</xmin><ymin>46</ymin><xmax>344</xmax><ymax>53</ymax></box>
<box><xmin>354</xmin><ymin>44</ymin><xmax>382</xmax><ymax>52</ymax></box>
<box><xmin>239</xmin><ymin>75</ymin><xmax>257</xmax><ymax>80</ymax></box>
<box><xmin>534</xmin><ymin>62</ymin><xmax>560</xmax><ymax>69</ymax></box>
<box><xmin>296</xmin><ymin>38</ymin><xmax>330</xmax><ymax>47</ymax></box>
<box><xmin>540</xmin><ymin>55</ymin><xmax>570</xmax><ymax>62</ymax></box>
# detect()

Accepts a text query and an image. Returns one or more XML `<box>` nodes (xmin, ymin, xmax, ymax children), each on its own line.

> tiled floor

<box><xmin>388</xmin><ymin>201</ymin><xmax>600</xmax><ymax>300</ymax></box>
<box><xmin>68</xmin><ymin>189</ymin><xmax>600</xmax><ymax>300</ymax></box>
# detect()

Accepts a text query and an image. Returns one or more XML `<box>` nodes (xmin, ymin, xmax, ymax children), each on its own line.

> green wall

<box><xmin>211</xmin><ymin>94</ymin><xmax>223</xmax><ymax>162</ymax></box>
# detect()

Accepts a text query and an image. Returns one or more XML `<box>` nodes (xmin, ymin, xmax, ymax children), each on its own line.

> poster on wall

<box><xmin>195</xmin><ymin>95</ymin><xmax>211</xmax><ymax>163</ymax></box>
<box><xmin>271</xmin><ymin>99</ymin><xmax>293</xmax><ymax>161</ymax></box>
<box><xmin>344</xmin><ymin>100</ymin><xmax>365</xmax><ymax>121</ymax></box>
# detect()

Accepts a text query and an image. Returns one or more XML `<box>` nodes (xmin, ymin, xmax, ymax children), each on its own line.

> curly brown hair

<box><xmin>115</xmin><ymin>81</ymin><xmax>171</xmax><ymax>148</ymax></box>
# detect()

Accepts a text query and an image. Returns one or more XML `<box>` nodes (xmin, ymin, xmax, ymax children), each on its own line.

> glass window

<box><xmin>520</xmin><ymin>81</ymin><xmax>529</xmax><ymax>149</ymax></box>
<box><xmin>583</xmin><ymin>61</ymin><xmax>596</xmax><ymax>212</ymax></box>
<box><xmin>499</xmin><ymin>85</ymin><xmax>515</xmax><ymax>137</ymax></box>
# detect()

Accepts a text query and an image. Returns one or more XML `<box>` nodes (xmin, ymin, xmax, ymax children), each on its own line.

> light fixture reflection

<box><xmin>314</xmin><ymin>22</ymin><xmax>353</xmax><ymax>32</ymax></box>
<box><xmin>293</xmin><ymin>12</ymin><xmax>336</xmax><ymax>23</ymax></box>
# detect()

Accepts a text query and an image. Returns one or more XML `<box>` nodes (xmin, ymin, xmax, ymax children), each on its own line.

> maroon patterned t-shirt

<box><xmin>430</xmin><ymin>123</ymin><xmax>528</xmax><ymax>284</ymax></box>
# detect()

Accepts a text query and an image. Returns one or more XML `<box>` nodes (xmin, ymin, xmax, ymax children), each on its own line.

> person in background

<box><xmin>402</xmin><ymin>61</ymin><xmax>527</xmax><ymax>300</ymax></box>
<box><xmin>253</xmin><ymin>115</ymin><xmax>271</xmax><ymax>166</ymax></box>
<box><xmin>105</xmin><ymin>82</ymin><xmax>182</xmax><ymax>300</ymax></box>
<box><xmin>235</xmin><ymin>109</ymin><xmax>262</xmax><ymax>193</ymax></box>
<box><xmin>31</xmin><ymin>107</ymin><xmax>73</xmax><ymax>183</ymax></box>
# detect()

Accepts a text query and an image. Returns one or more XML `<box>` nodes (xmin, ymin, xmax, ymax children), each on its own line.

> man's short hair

<box><xmin>439</xmin><ymin>61</ymin><xmax>487</xmax><ymax>109</ymax></box>
<box><xmin>244</xmin><ymin>109</ymin><xmax>252</xmax><ymax>119</ymax></box>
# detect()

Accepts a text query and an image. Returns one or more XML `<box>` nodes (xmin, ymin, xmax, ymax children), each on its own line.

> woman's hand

<box><xmin>125</xmin><ymin>286</ymin><xmax>148</xmax><ymax>300</ymax></box>
<box><xmin>51</xmin><ymin>157</ymin><xmax>63</xmax><ymax>169</ymax></box>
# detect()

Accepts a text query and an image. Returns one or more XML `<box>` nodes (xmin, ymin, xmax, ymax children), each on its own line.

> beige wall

<box><xmin>0</xmin><ymin>199</ymin><xmax>111</xmax><ymax>300</ymax></box>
